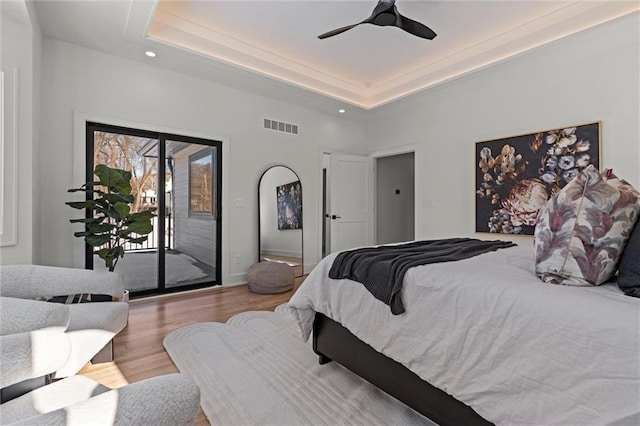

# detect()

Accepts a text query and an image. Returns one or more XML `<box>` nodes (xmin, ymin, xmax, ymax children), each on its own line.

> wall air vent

<box><xmin>263</xmin><ymin>118</ymin><xmax>298</xmax><ymax>135</ymax></box>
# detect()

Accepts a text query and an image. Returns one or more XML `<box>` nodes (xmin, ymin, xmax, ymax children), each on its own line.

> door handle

<box><xmin>331</xmin><ymin>215</ymin><xmax>341</xmax><ymax>220</ymax></box>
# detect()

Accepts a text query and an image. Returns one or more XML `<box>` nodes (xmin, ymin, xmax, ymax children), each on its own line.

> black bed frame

<box><xmin>312</xmin><ymin>313</ymin><xmax>492</xmax><ymax>426</ymax></box>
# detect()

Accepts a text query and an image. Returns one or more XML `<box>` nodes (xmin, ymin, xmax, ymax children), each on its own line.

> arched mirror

<box><xmin>259</xmin><ymin>166</ymin><xmax>303</xmax><ymax>277</ymax></box>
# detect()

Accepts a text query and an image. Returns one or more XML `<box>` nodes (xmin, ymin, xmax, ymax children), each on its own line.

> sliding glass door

<box><xmin>86</xmin><ymin>122</ymin><xmax>222</xmax><ymax>296</ymax></box>
<box><xmin>162</xmin><ymin>138</ymin><xmax>220</xmax><ymax>291</ymax></box>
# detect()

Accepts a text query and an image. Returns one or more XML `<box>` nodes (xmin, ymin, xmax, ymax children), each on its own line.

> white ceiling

<box><xmin>33</xmin><ymin>0</ymin><xmax>639</xmax><ymax>111</ymax></box>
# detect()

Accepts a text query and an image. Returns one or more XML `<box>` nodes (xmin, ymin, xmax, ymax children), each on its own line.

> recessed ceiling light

<box><xmin>145</xmin><ymin>51</ymin><xmax>157</xmax><ymax>58</ymax></box>
<box><xmin>338</xmin><ymin>109</ymin><xmax>346</xmax><ymax>114</ymax></box>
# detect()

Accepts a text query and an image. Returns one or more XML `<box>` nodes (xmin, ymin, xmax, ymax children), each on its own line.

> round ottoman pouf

<box><xmin>247</xmin><ymin>262</ymin><xmax>295</xmax><ymax>294</ymax></box>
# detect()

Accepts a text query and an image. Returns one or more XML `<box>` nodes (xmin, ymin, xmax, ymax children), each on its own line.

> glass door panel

<box><xmin>90</xmin><ymin>129</ymin><xmax>159</xmax><ymax>292</ymax></box>
<box><xmin>163</xmin><ymin>140</ymin><xmax>218</xmax><ymax>289</ymax></box>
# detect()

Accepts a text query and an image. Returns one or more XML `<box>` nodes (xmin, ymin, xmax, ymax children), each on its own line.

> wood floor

<box><xmin>79</xmin><ymin>276</ymin><xmax>306</xmax><ymax>425</ymax></box>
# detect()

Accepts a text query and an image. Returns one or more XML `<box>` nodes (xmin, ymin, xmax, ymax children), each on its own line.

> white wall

<box><xmin>365</xmin><ymin>13</ymin><xmax>640</xmax><ymax>241</ymax></box>
<box><xmin>259</xmin><ymin>166</ymin><xmax>302</xmax><ymax>258</ymax></box>
<box><xmin>38</xmin><ymin>39</ymin><xmax>365</xmax><ymax>283</ymax></box>
<box><xmin>0</xmin><ymin>5</ymin><xmax>41</xmax><ymax>265</ymax></box>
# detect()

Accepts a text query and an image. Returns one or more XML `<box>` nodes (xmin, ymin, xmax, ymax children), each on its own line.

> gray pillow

<box><xmin>618</xmin><ymin>218</ymin><xmax>640</xmax><ymax>297</ymax></box>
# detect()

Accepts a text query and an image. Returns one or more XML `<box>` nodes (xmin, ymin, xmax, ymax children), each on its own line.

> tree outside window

<box><xmin>93</xmin><ymin>131</ymin><xmax>158</xmax><ymax>214</ymax></box>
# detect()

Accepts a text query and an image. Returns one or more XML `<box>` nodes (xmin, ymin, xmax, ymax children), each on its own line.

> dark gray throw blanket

<box><xmin>328</xmin><ymin>238</ymin><xmax>517</xmax><ymax>315</ymax></box>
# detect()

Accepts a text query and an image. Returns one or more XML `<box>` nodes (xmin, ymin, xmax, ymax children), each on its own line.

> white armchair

<box><xmin>0</xmin><ymin>374</ymin><xmax>201</xmax><ymax>425</ymax></box>
<box><xmin>0</xmin><ymin>265</ymin><xmax>129</xmax><ymax>378</ymax></box>
<box><xmin>0</xmin><ymin>297</ymin><xmax>71</xmax><ymax>395</ymax></box>
<box><xmin>0</xmin><ymin>268</ymin><xmax>200</xmax><ymax>425</ymax></box>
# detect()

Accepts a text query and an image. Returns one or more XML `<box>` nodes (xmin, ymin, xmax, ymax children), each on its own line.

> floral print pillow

<box><xmin>534</xmin><ymin>165</ymin><xmax>640</xmax><ymax>286</ymax></box>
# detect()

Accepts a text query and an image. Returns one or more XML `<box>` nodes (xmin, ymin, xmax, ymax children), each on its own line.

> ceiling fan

<box><xmin>318</xmin><ymin>0</ymin><xmax>437</xmax><ymax>40</ymax></box>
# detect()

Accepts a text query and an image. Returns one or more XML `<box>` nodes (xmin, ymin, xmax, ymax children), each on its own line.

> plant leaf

<box><xmin>102</xmin><ymin>207</ymin><xmax>121</xmax><ymax>221</ymax></box>
<box><xmin>114</xmin><ymin>201</ymin><xmax>131</xmax><ymax>219</ymax></box>
<box><xmin>127</xmin><ymin>236</ymin><xmax>148</xmax><ymax>244</ymax></box>
<box><xmin>94</xmin><ymin>164</ymin><xmax>132</xmax><ymax>195</ymax></box>
<box><xmin>95</xmin><ymin>248</ymin><xmax>115</xmax><ymax>271</ymax></box>
<box><xmin>69</xmin><ymin>217</ymin><xmax>102</xmax><ymax>224</ymax></box>
<box><xmin>106</xmin><ymin>193</ymin><xmax>135</xmax><ymax>204</ymax></box>
<box><xmin>85</xmin><ymin>234</ymin><xmax>111</xmax><ymax>247</ymax></box>
<box><xmin>130</xmin><ymin>210</ymin><xmax>155</xmax><ymax>221</ymax></box>
<box><xmin>126</xmin><ymin>221</ymin><xmax>153</xmax><ymax>235</ymax></box>
<box><xmin>66</xmin><ymin>201</ymin><xmax>97</xmax><ymax>209</ymax></box>
<box><xmin>102</xmin><ymin>193</ymin><xmax>134</xmax><ymax>205</ymax></box>
<box><xmin>95</xmin><ymin>247</ymin><xmax>110</xmax><ymax>258</ymax></box>
<box><xmin>87</xmin><ymin>223</ymin><xmax>117</xmax><ymax>233</ymax></box>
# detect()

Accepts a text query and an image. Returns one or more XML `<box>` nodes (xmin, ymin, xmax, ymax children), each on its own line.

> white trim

<box><xmin>0</xmin><ymin>66</ymin><xmax>19</xmax><ymax>247</ymax></box>
<box><xmin>228</xmin><ymin>272</ymin><xmax>247</xmax><ymax>286</ymax></box>
<box><xmin>72</xmin><ymin>111</ymin><xmax>231</xmax><ymax>284</ymax></box>
<box><xmin>370</xmin><ymin>144</ymin><xmax>417</xmax><ymax>159</ymax></box>
<box><xmin>0</xmin><ymin>71</ymin><xmax>4</xmax><ymax>236</ymax></box>
<box><xmin>318</xmin><ymin>146</ymin><xmax>418</xmax><ymax>257</ymax></box>
<box><xmin>304</xmin><ymin>261</ymin><xmax>317</xmax><ymax>273</ymax></box>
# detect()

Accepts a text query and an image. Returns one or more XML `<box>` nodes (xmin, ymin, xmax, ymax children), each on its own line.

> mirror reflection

<box><xmin>259</xmin><ymin>166</ymin><xmax>303</xmax><ymax>277</ymax></box>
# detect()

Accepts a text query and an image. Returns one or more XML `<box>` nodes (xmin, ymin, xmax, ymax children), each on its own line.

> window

<box><xmin>189</xmin><ymin>148</ymin><xmax>215</xmax><ymax>217</ymax></box>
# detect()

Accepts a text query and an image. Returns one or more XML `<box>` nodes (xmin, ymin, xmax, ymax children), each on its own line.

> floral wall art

<box><xmin>277</xmin><ymin>180</ymin><xmax>303</xmax><ymax>230</ymax></box>
<box><xmin>475</xmin><ymin>122</ymin><xmax>601</xmax><ymax>235</ymax></box>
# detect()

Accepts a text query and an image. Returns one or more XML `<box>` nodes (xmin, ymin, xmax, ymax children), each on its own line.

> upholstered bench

<box><xmin>247</xmin><ymin>262</ymin><xmax>295</xmax><ymax>294</ymax></box>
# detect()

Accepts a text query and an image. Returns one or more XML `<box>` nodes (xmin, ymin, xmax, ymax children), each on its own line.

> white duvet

<box><xmin>286</xmin><ymin>244</ymin><xmax>640</xmax><ymax>425</ymax></box>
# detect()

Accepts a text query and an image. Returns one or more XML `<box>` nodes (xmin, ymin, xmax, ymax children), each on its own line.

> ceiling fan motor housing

<box><xmin>373</xmin><ymin>9</ymin><xmax>398</xmax><ymax>26</ymax></box>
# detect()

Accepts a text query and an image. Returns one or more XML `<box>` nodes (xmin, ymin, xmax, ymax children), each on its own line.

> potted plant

<box><xmin>67</xmin><ymin>164</ymin><xmax>155</xmax><ymax>272</ymax></box>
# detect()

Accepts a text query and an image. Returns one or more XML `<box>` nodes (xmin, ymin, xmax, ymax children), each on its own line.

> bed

<box><xmin>285</xmin><ymin>242</ymin><xmax>640</xmax><ymax>425</ymax></box>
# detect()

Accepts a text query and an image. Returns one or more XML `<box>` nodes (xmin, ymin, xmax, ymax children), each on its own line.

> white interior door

<box><xmin>329</xmin><ymin>154</ymin><xmax>374</xmax><ymax>253</ymax></box>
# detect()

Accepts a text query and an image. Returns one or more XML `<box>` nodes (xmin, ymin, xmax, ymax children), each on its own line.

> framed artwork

<box><xmin>277</xmin><ymin>180</ymin><xmax>302</xmax><ymax>230</ymax></box>
<box><xmin>475</xmin><ymin>122</ymin><xmax>601</xmax><ymax>235</ymax></box>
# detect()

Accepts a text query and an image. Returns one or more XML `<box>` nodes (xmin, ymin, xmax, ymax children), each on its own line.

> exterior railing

<box><xmin>123</xmin><ymin>215</ymin><xmax>173</xmax><ymax>252</ymax></box>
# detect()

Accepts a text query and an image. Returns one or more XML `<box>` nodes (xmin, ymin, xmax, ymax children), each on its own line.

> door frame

<box><xmin>84</xmin><ymin>122</ymin><xmax>222</xmax><ymax>294</ymax></box>
<box><xmin>72</xmin><ymin>112</ymin><xmax>231</xmax><ymax>284</ymax></box>
<box><xmin>318</xmin><ymin>145</ymin><xmax>418</xmax><ymax>262</ymax></box>
<box><xmin>317</xmin><ymin>148</ymin><xmax>376</xmax><ymax>261</ymax></box>
<box><xmin>372</xmin><ymin>147</ymin><xmax>416</xmax><ymax>245</ymax></box>
<box><xmin>371</xmin><ymin>145</ymin><xmax>418</xmax><ymax>241</ymax></box>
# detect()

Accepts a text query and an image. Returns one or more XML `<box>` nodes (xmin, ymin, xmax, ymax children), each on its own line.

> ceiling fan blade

<box><xmin>319</xmin><ymin>0</ymin><xmax>394</xmax><ymax>39</ymax></box>
<box><xmin>397</xmin><ymin>14</ymin><xmax>437</xmax><ymax>40</ymax></box>
<box><xmin>318</xmin><ymin>23</ymin><xmax>360</xmax><ymax>39</ymax></box>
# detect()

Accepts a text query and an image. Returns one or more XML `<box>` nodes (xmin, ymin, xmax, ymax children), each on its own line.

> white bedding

<box><xmin>286</xmin><ymin>244</ymin><xmax>640</xmax><ymax>425</ymax></box>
